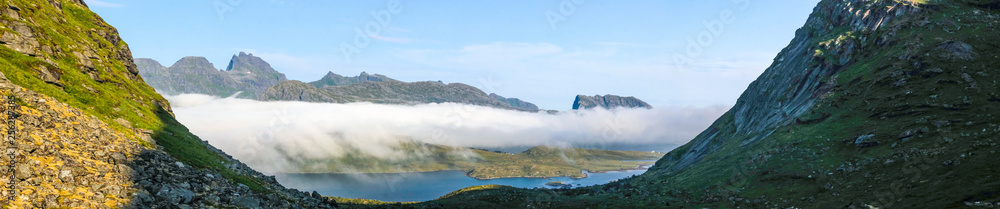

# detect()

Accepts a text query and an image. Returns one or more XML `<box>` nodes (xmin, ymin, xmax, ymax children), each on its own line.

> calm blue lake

<box><xmin>275</xmin><ymin>168</ymin><xmax>649</xmax><ymax>202</ymax></box>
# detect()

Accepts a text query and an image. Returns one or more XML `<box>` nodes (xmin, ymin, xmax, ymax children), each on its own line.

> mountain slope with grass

<box><xmin>371</xmin><ymin>0</ymin><xmax>999</xmax><ymax>208</ymax></box>
<box><xmin>280</xmin><ymin>142</ymin><xmax>662</xmax><ymax>180</ymax></box>
<box><xmin>0</xmin><ymin>1</ymin><xmax>335</xmax><ymax>208</ymax></box>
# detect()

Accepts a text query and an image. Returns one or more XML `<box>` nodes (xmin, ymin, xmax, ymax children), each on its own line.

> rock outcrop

<box><xmin>572</xmin><ymin>94</ymin><xmax>652</xmax><ymax>110</ymax></box>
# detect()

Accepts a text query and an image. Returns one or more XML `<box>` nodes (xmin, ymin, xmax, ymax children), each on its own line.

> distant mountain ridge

<box><xmin>136</xmin><ymin>52</ymin><xmax>287</xmax><ymax>99</ymax></box>
<box><xmin>308</xmin><ymin>71</ymin><xmax>396</xmax><ymax>88</ymax></box>
<box><xmin>261</xmin><ymin>79</ymin><xmax>541</xmax><ymax>112</ymax></box>
<box><xmin>137</xmin><ymin>55</ymin><xmax>542</xmax><ymax>111</ymax></box>
<box><xmin>490</xmin><ymin>93</ymin><xmax>540</xmax><ymax>112</ymax></box>
<box><xmin>572</xmin><ymin>94</ymin><xmax>652</xmax><ymax>110</ymax></box>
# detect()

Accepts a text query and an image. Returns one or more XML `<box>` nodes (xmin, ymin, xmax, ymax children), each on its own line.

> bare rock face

<box><xmin>571</xmin><ymin>94</ymin><xmax>652</xmax><ymax>110</ymax></box>
<box><xmin>653</xmin><ymin>0</ymin><xmax>924</xmax><ymax>172</ymax></box>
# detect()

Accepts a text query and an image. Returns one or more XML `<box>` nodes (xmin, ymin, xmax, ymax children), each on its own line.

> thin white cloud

<box><xmin>387</xmin><ymin>41</ymin><xmax>771</xmax><ymax>107</ymax></box>
<box><xmin>371</xmin><ymin>35</ymin><xmax>413</xmax><ymax>44</ymax></box>
<box><xmin>165</xmin><ymin>94</ymin><xmax>729</xmax><ymax>173</ymax></box>
<box><xmin>84</xmin><ymin>0</ymin><xmax>123</xmax><ymax>8</ymax></box>
<box><xmin>228</xmin><ymin>42</ymin><xmax>770</xmax><ymax>109</ymax></box>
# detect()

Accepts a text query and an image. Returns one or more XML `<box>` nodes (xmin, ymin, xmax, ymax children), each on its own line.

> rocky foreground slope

<box><xmin>0</xmin><ymin>1</ymin><xmax>335</xmax><ymax>208</ymax></box>
<box><xmin>401</xmin><ymin>0</ymin><xmax>1000</xmax><ymax>208</ymax></box>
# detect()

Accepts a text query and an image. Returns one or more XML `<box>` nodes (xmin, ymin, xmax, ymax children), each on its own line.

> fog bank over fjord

<box><xmin>165</xmin><ymin>94</ymin><xmax>728</xmax><ymax>173</ymax></box>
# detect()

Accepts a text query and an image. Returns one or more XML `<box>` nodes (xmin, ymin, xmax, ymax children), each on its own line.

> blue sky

<box><xmin>85</xmin><ymin>0</ymin><xmax>820</xmax><ymax>110</ymax></box>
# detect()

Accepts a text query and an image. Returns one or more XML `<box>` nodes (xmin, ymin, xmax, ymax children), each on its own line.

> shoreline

<box><xmin>468</xmin><ymin>163</ymin><xmax>654</xmax><ymax>180</ymax></box>
<box><xmin>279</xmin><ymin>163</ymin><xmax>654</xmax><ymax>180</ymax></box>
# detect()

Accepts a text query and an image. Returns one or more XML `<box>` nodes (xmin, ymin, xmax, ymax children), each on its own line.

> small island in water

<box><xmin>546</xmin><ymin>181</ymin><xmax>573</xmax><ymax>189</ymax></box>
<box><xmin>282</xmin><ymin>142</ymin><xmax>663</xmax><ymax>179</ymax></box>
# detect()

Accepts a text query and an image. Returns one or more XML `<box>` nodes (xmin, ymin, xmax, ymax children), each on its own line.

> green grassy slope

<box><xmin>0</xmin><ymin>0</ymin><xmax>282</xmax><ymax>196</ymax></box>
<box><xmin>286</xmin><ymin>142</ymin><xmax>663</xmax><ymax>179</ymax></box>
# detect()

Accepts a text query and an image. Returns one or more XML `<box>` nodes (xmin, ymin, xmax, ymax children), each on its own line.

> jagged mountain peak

<box><xmin>134</xmin><ymin>58</ymin><xmax>164</xmax><ymax>68</ymax></box>
<box><xmin>308</xmin><ymin>70</ymin><xmax>395</xmax><ymax>88</ymax></box>
<box><xmin>323</xmin><ymin>71</ymin><xmax>342</xmax><ymax>78</ymax></box>
<box><xmin>137</xmin><ymin>53</ymin><xmax>287</xmax><ymax>98</ymax></box>
<box><xmin>225</xmin><ymin>51</ymin><xmax>277</xmax><ymax>73</ymax></box>
<box><xmin>172</xmin><ymin>56</ymin><xmax>216</xmax><ymax>70</ymax></box>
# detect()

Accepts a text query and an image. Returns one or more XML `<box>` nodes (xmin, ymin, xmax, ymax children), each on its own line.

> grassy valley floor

<box><xmin>285</xmin><ymin>142</ymin><xmax>664</xmax><ymax>180</ymax></box>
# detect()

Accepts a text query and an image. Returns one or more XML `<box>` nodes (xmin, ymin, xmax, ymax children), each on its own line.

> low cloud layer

<box><xmin>165</xmin><ymin>94</ymin><xmax>729</xmax><ymax>173</ymax></box>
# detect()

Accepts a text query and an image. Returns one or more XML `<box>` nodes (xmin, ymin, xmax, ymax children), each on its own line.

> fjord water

<box><xmin>276</xmin><ymin>168</ymin><xmax>650</xmax><ymax>202</ymax></box>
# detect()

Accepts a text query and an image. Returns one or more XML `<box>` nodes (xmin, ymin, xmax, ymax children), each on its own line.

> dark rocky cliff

<box><xmin>424</xmin><ymin>0</ymin><xmax>1000</xmax><ymax>208</ymax></box>
<box><xmin>649</xmin><ymin>0</ymin><xmax>925</xmax><ymax>174</ymax></box>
